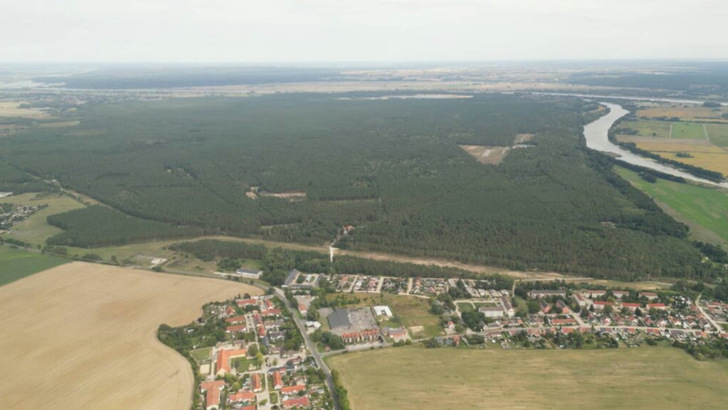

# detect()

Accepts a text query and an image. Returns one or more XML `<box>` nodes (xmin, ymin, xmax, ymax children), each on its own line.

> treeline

<box><xmin>0</xmin><ymin>160</ymin><xmax>49</xmax><ymax>194</ymax></box>
<box><xmin>607</xmin><ymin>117</ymin><xmax>724</xmax><ymax>183</ymax></box>
<box><xmin>47</xmin><ymin>205</ymin><xmax>205</xmax><ymax>247</ymax></box>
<box><xmin>617</xmin><ymin>141</ymin><xmax>724</xmax><ymax>183</ymax></box>
<box><xmin>613</xmin><ymin>158</ymin><xmax>686</xmax><ymax>184</ymax></box>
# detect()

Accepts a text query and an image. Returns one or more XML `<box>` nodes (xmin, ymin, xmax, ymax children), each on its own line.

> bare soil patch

<box><xmin>0</xmin><ymin>263</ymin><xmax>260</xmax><ymax>410</ymax></box>
<box><xmin>513</xmin><ymin>133</ymin><xmax>535</xmax><ymax>144</ymax></box>
<box><xmin>259</xmin><ymin>191</ymin><xmax>307</xmax><ymax>201</ymax></box>
<box><xmin>459</xmin><ymin>145</ymin><xmax>510</xmax><ymax>165</ymax></box>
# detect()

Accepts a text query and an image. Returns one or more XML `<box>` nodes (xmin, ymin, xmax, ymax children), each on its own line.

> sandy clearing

<box><xmin>459</xmin><ymin>144</ymin><xmax>510</xmax><ymax>165</ymax></box>
<box><xmin>0</xmin><ymin>262</ymin><xmax>260</xmax><ymax>410</ymax></box>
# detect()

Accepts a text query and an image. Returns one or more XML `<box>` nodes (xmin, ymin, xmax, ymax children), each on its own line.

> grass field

<box><xmin>671</xmin><ymin>122</ymin><xmax>708</xmax><ymax>139</ymax></box>
<box><xmin>616</xmin><ymin>167</ymin><xmax>728</xmax><ymax>244</ymax></box>
<box><xmin>190</xmin><ymin>347</ymin><xmax>212</xmax><ymax>362</ymax></box>
<box><xmin>330</xmin><ymin>293</ymin><xmax>442</xmax><ymax>338</ymax></box>
<box><xmin>328</xmin><ymin>346</ymin><xmax>728</xmax><ymax>410</ymax></box>
<box><xmin>706</xmin><ymin>123</ymin><xmax>728</xmax><ymax>147</ymax></box>
<box><xmin>618</xmin><ymin>119</ymin><xmax>671</xmax><ymax>138</ymax></box>
<box><xmin>0</xmin><ymin>262</ymin><xmax>261</xmax><ymax>410</ymax></box>
<box><xmin>637</xmin><ymin>105</ymin><xmax>728</xmax><ymax>121</ymax></box>
<box><xmin>1</xmin><ymin>192</ymin><xmax>86</xmax><ymax>246</ymax></box>
<box><xmin>0</xmin><ymin>245</ymin><xmax>67</xmax><ymax>287</ymax></box>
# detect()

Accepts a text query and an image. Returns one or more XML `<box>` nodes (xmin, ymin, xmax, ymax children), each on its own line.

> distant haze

<box><xmin>1</xmin><ymin>0</ymin><xmax>727</xmax><ymax>62</ymax></box>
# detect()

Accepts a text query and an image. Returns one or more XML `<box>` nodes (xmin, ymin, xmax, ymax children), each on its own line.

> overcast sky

<box><xmin>1</xmin><ymin>0</ymin><xmax>726</xmax><ymax>62</ymax></box>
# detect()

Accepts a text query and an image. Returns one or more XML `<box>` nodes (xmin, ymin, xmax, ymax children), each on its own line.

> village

<box><xmin>174</xmin><ymin>294</ymin><xmax>333</xmax><ymax>410</ymax></box>
<box><xmin>280</xmin><ymin>269</ymin><xmax>728</xmax><ymax>354</ymax></box>
<box><xmin>0</xmin><ymin>200</ymin><xmax>43</xmax><ymax>233</ymax></box>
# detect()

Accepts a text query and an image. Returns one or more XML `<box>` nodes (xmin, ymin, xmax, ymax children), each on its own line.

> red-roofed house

<box><xmin>252</xmin><ymin>373</ymin><xmax>263</xmax><ymax>392</ymax></box>
<box><xmin>298</xmin><ymin>303</ymin><xmax>308</xmax><ymax>315</ymax></box>
<box><xmin>273</xmin><ymin>371</ymin><xmax>284</xmax><ymax>390</ymax></box>
<box><xmin>613</xmin><ymin>291</ymin><xmax>629</xmax><ymax>299</ymax></box>
<box><xmin>262</xmin><ymin>309</ymin><xmax>282</xmax><ymax>317</ymax></box>
<box><xmin>200</xmin><ymin>380</ymin><xmax>225</xmax><ymax>410</ymax></box>
<box><xmin>281</xmin><ymin>384</ymin><xmax>306</xmax><ymax>396</ymax></box>
<box><xmin>621</xmin><ymin>303</ymin><xmax>641</xmax><ymax>312</ymax></box>
<box><xmin>228</xmin><ymin>391</ymin><xmax>256</xmax><ymax>404</ymax></box>
<box><xmin>282</xmin><ymin>396</ymin><xmax>310</xmax><ymax>409</ymax></box>
<box><xmin>226</xmin><ymin>324</ymin><xmax>247</xmax><ymax>334</ymax></box>
<box><xmin>225</xmin><ymin>306</ymin><xmax>236</xmax><ymax>317</ymax></box>
<box><xmin>226</xmin><ymin>315</ymin><xmax>246</xmax><ymax>324</ymax></box>
<box><xmin>237</xmin><ymin>298</ymin><xmax>257</xmax><ymax>307</ymax></box>
<box><xmin>216</xmin><ymin>348</ymin><xmax>247</xmax><ymax>376</ymax></box>
<box><xmin>647</xmin><ymin>303</ymin><xmax>667</xmax><ymax>310</ymax></box>
<box><xmin>640</xmin><ymin>292</ymin><xmax>659</xmax><ymax>300</ymax></box>
<box><xmin>593</xmin><ymin>301</ymin><xmax>614</xmax><ymax>310</ymax></box>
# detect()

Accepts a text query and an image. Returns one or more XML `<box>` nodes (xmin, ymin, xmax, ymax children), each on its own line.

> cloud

<box><xmin>0</xmin><ymin>0</ymin><xmax>725</xmax><ymax>61</ymax></box>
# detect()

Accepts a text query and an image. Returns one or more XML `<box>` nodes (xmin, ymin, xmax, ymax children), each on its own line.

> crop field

<box><xmin>328</xmin><ymin>346</ymin><xmax>728</xmax><ymax>410</ymax></box>
<box><xmin>637</xmin><ymin>105</ymin><xmax>728</xmax><ymax>121</ymax></box>
<box><xmin>617</xmin><ymin>119</ymin><xmax>671</xmax><ymax>138</ymax></box>
<box><xmin>616</xmin><ymin>167</ymin><xmax>728</xmax><ymax>244</ymax></box>
<box><xmin>1</xmin><ymin>192</ymin><xmax>86</xmax><ymax>246</ymax></box>
<box><xmin>0</xmin><ymin>262</ymin><xmax>260</xmax><ymax>410</ymax></box>
<box><xmin>0</xmin><ymin>101</ymin><xmax>49</xmax><ymax>118</ymax></box>
<box><xmin>0</xmin><ymin>245</ymin><xmax>67</xmax><ymax>286</ymax></box>
<box><xmin>705</xmin><ymin>123</ymin><xmax>728</xmax><ymax>147</ymax></box>
<box><xmin>670</xmin><ymin>122</ymin><xmax>707</xmax><ymax>139</ymax></box>
<box><xmin>627</xmin><ymin>139</ymin><xmax>728</xmax><ymax>176</ymax></box>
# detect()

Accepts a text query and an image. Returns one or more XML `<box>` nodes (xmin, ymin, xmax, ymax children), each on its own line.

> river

<box><xmin>583</xmin><ymin>102</ymin><xmax>728</xmax><ymax>188</ymax></box>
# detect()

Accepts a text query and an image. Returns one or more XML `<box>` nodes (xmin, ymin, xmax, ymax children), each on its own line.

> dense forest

<box><xmin>0</xmin><ymin>93</ymin><xmax>720</xmax><ymax>280</ymax></box>
<box><xmin>46</xmin><ymin>205</ymin><xmax>204</xmax><ymax>247</ymax></box>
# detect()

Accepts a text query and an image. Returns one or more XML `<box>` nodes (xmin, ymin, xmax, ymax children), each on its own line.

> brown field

<box><xmin>0</xmin><ymin>263</ymin><xmax>261</xmax><ymax>410</ymax></box>
<box><xmin>637</xmin><ymin>106</ymin><xmax>728</xmax><ymax>121</ymax></box>
<box><xmin>459</xmin><ymin>144</ymin><xmax>510</xmax><ymax>164</ymax></box>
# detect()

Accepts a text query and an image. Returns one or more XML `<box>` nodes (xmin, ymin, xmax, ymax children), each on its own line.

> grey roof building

<box><xmin>327</xmin><ymin>308</ymin><xmax>352</xmax><ymax>329</ymax></box>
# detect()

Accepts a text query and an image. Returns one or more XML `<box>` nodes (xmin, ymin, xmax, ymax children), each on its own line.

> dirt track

<box><xmin>0</xmin><ymin>263</ymin><xmax>260</xmax><ymax>410</ymax></box>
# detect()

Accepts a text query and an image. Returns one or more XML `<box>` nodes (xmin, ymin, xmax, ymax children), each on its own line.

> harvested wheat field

<box><xmin>0</xmin><ymin>262</ymin><xmax>260</xmax><ymax>410</ymax></box>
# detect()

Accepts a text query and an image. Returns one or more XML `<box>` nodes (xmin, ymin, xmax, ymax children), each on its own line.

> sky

<box><xmin>0</xmin><ymin>0</ymin><xmax>726</xmax><ymax>62</ymax></box>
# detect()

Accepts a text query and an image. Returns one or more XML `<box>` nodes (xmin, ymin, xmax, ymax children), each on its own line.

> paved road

<box><xmin>696</xmin><ymin>294</ymin><xmax>722</xmax><ymax>334</ymax></box>
<box><xmin>273</xmin><ymin>288</ymin><xmax>340</xmax><ymax>410</ymax></box>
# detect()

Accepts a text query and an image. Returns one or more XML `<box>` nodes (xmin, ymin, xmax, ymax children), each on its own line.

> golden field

<box><xmin>329</xmin><ymin>346</ymin><xmax>728</xmax><ymax>410</ymax></box>
<box><xmin>0</xmin><ymin>263</ymin><xmax>260</xmax><ymax>410</ymax></box>
<box><xmin>619</xmin><ymin>137</ymin><xmax>728</xmax><ymax>176</ymax></box>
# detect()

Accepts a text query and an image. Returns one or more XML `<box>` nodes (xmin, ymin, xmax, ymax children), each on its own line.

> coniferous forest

<box><xmin>0</xmin><ymin>93</ymin><xmax>720</xmax><ymax>280</ymax></box>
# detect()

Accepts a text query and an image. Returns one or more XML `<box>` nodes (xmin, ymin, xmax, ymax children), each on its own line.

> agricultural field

<box><xmin>637</xmin><ymin>106</ymin><xmax>728</xmax><ymax>121</ymax></box>
<box><xmin>616</xmin><ymin>119</ymin><xmax>671</xmax><ymax>138</ymax></box>
<box><xmin>618</xmin><ymin>138</ymin><xmax>728</xmax><ymax>177</ymax></box>
<box><xmin>0</xmin><ymin>245</ymin><xmax>67</xmax><ymax>287</ymax></box>
<box><xmin>705</xmin><ymin>123</ymin><xmax>728</xmax><ymax>147</ymax></box>
<box><xmin>0</xmin><ymin>93</ymin><xmax>712</xmax><ymax>280</ymax></box>
<box><xmin>328</xmin><ymin>346</ymin><xmax>728</xmax><ymax>410</ymax></box>
<box><xmin>671</xmin><ymin>122</ymin><xmax>708</xmax><ymax>139</ymax></box>
<box><xmin>0</xmin><ymin>101</ymin><xmax>49</xmax><ymax>118</ymax></box>
<box><xmin>0</xmin><ymin>192</ymin><xmax>86</xmax><ymax>246</ymax></box>
<box><xmin>0</xmin><ymin>262</ymin><xmax>261</xmax><ymax>410</ymax></box>
<box><xmin>616</xmin><ymin>167</ymin><xmax>728</xmax><ymax>244</ymax></box>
